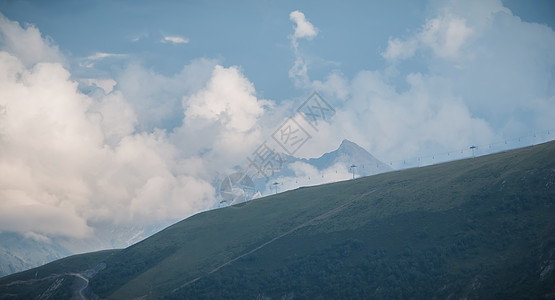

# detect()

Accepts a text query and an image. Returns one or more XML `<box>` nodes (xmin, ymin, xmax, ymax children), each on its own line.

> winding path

<box><xmin>69</xmin><ymin>273</ymin><xmax>89</xmax><ymax>300</ymax></box>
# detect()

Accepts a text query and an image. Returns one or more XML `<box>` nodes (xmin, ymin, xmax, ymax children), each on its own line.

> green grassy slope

<box><xmin>0</xmin><ymin>249</ymin><xmax>118</xmax><ymax>299</ymax></box>
<box><xmin>1</xmin><ymin>141</ymin><xmax>555</xmax><ymax>299</ymax></box>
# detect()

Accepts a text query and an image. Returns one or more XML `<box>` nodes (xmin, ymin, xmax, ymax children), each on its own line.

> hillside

<box><xmin>1</xmin><ymin>141</ymin><xmax>555</xmax><ymax>299</ymax></box>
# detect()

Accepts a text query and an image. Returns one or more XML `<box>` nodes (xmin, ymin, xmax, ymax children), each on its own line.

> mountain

<box><xmin>300</xmin><ymin>139</ymin><xmax>392</xmax><ymax>176</ymax></box>
<box><xmin>1</xmin><ymin>141</ymin><xmax>555</xmax><ymax>299</ymax></box>
<box><xmin>0</xmin><ymin>233</ymin><xmax>72</xmax><ymax>278</ymax></box>
<box><xmin>0</xmin><ymin>223</ymin><xmax>167</xmax><ymax>278</ymax></box>
<box><xmin>247</xmin><ymin>139</ymin><xmax>391</xmax><ymax>199</ymax></box>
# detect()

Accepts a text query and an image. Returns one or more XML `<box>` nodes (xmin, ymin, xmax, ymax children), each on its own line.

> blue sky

<box><xmin>2</xmin><ymin>1</ymin><xmax>553</xmax><ymax>132</ymax></box>
<box><xmin>1</xmin><ymin>0</ymin><xmax>552</xmax><ymax>103</ymax></box>
<box><xmin>1</xmin><ymin>0</ymin><xmax>427</xmax><ymax>100</ymax></box>
<box><xmin>0</xmin><ymin>0</ymin><xmax>554</xmax><ymax>244</ymax></box>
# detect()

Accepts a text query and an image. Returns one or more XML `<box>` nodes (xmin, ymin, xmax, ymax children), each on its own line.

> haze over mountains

<box><xmin>244</xmin><ymin>139</ymin><xmax>392</xmax><ymax>202</ymax></box>
<box><xmin>1</xmin><ymin>140</ymin><xmax>554</xmax><ymax>299</ymax></box>
<box><xmin>288</xmin><ymin>139</ymin><xmax>392</xmax><ymax>177</ymax></box>
<box><xmin>1</xmin><ymin>1</ymin><xmax>554</xmax><ymax>298</ymax></box>
<box><xmin>0</xmin><ymin>222</ymin><xmax>169</xmax><ymax>278</ymax></box>
<box><xmin>0</xmin><ymin>139</ymin><xmax>388</xmax><ymax>277</ymax></box>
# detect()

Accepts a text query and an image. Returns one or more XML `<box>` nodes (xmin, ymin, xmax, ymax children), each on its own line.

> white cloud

<box><xmin>288</xmin><ymin>10</ymin><xmax>319</xmax><ymax>89</ymax></box>
<box><xmin>0</xmin><ymin>13</ymin><xmax>64</xmax><ymax>67</ymax></box>
<box><xmin>86</xmin><ymin>52</ymin><xmax>125</xmax><ymax>61</ymax></box>
<box><xmin>89</xmin><ymin>90</ymin><xmax>137</xmax><ymax>145</ymax></box>
<box><xmin>162</xmin><ymin>35</ymin><xmax>189</xmax><ymax>44</ymax></box>
<box><xmin>81</xmin><ymin>78</ymin><xmax>117</xmax><ymax>94</ymax></box>
<box><xmin>420</xmin><ymin>16</ymin><xmax>473</xmax><ymax>59</ymax></box>
<box><xmin>0</xmin><ymin>52</ymin><xmax>103</xmax><ymax>238</ymax></box>
<box><xmin>288</xmin><ymin>54</ymin><xmax>310</xmax><ymax>89</ymax></box>
<box><xmin>184</xmin><ymin>65</ymin><xmax>264</xmax><ymax>132</ymax></box>
<box><xmin>130</xmin><ymin>32</ymin><xmax>149</xmax><ymax>42</ymax></box>
<box><xmin>173</xmin><ymin>64</ymin><xmax>274</xmax><ymax>174</ymax></box>
<box><xmin>0</xmin><ymin>18</ymin><xmax>225</xmax><ymax>241</ymax></box>
<box><xmin>0</xmin><ymin>14</ymin><xmax>281</xmax><ymax>243</ymax></box>
<box><xmin>289</xmin><ymin>10</ymin><xmax>318</xmax><ymax>42</ymax></box>
<box><xmin>116</xmin><ymin>58</ymin><xmax>219</xmax><ymax>132</ymax></box>
<box><xmin>285</xmin><ymin>8</ymin><xmax>492</xmax><ymax>162</ymax></box>
<box><xmin>381</xmin><ymin>38</ymin><xmax>417</xmax><ymax>61</ymax></box>
<box><xmin>0</xmin><ymin>51</ymin><xmax>219</xmax><ymax>237</ymax></box>
<box><xmin>311</xmin><ymin>71</ymin><xmax>350</xmax><ymax>101</ymax></box>
<box><xmin>381</xmin><ymin>15</ymin><xmax>473</xmax><ymax>61</ymax></box>
<box><xmin>0</xmin><ymin>190</ymin><xmax>92</xmax><ymax>238</ymax></box>
<box><xmin>293</xmin><ymin>70</ymin><xmax>495</xmax><ymax>161</ymax></box>
<box><xmin>292</xmin><ymin>0</ymin><xmax>555</xmax><ymax>164</ymax></box>
<box><xmin>448</xmin><ymin>10</ymin><xmax>555</xmax><ymax>129</ymax></box>
<box><xmin>80</xmin><ymin>52</ymin><xmax>126</xmax><ymax>69</ymax></box>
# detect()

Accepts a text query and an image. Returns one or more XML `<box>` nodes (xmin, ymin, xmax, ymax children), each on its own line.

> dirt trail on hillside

<box><xmin>70</xmin><ymin>273</ymin><xmax>88</xmax><ymax>300</ymax></box>
<box><xmin>172</xmin><ymin>189</ymin><xmax>377</xmax><ymax>293</ymax></box>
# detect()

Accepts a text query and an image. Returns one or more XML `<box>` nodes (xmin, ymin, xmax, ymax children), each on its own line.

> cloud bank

<box><xmin>0</xmin><ymin>14</ymin><xmax>64</xmax><ymax>68</ymax></box>
<box><xmin>0</xmin><ymin>13</ymin><xmax>273</xmax><ymax>242</ymax></box>
<box><xmin>288</xmin><ymin>2</ymin><xmax>555</xmax><ymax>162</ymax></box>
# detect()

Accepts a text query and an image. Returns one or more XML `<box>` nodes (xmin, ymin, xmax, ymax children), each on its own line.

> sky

<box><xmin>0</xmin><ymin>0</ymin><xmax>554</xmax><ymax>245</ymax></box>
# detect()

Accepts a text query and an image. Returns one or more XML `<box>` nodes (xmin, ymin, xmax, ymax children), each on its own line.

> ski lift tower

<box><xmin>470</xmin><ymin>145</ymin><xmax>477</xmax><ymax>158</ymax></box>
<box><xmin>350</xmin><ymin>164</ymin><xmax>357</xmax><ymax>180</ymax></box>
<box><xmin>272</xmin><ymin>182</ymin><xmax>279</xmax><ymax>194</ymax></box>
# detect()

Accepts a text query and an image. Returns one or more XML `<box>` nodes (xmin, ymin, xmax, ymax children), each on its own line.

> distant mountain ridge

<box><xmin>2</xmin><ymin>140</ymin><xmax>554</xmax><ymax>299</ymax></box>
<box><xmin>299</xmin><ymin>139</ymin><xmax>392</xmax><ymax>176</ymax></box>
<box><xmin>250</xmin><ymin>139</ymin><xmax>391</xmax><ymax>197</ymax></box>
<box><xmin>0</xmin><ymin>233</ymin><xmax>71</xmax><ymax>277</ymax></box>
<box><xmin>0</xmin><ymin>223</ymin><xmax>167</xmax><ymax>278</ymax></box>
